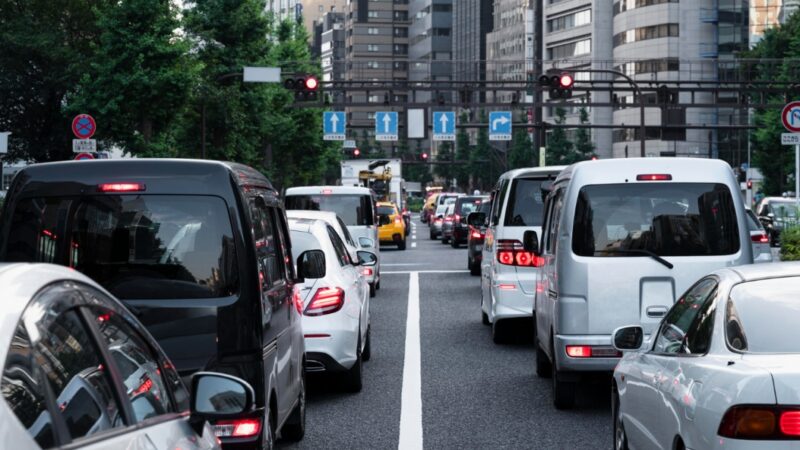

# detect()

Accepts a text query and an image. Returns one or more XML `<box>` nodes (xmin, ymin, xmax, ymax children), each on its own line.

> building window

<box><xmin>615</xmin><ymin>58</ymin><xmax>680</xmax><ymax>76</ymax></box>
<box><xmin>547</xmin><ymin>9</ymin><xmax>591</xmax><ymax>33</ymax></box>
<box><xmin>368</xmin><ymin>44</ymin><xmax>379</xmax><ymax>52</ymax></box>
<box><xmin>368</xmin><ymin>11</ymin><xmax>378</xmax><ymax>18</ymax></box>
<box><xmin>368</xmin><ymin>27</ymin><xmax>379</xmax><ymax>35</ymax></box>
<box><xmin>547</xmin><ymin>38</ymin><xmax>592</xmax><ymax>59</ymax></box>
<box><xmin>613</xmin><ymin>0</ymin><xmax>679</xmax><ymax>16</ymax></box>
<box><xmin>368</xmin><ymin>61</ymin><xmax>381</xmax><ymax>69</ymax></box>
<box><xmin>613</xmin><ymin>23</ymin><xmax>679</xmax><ymax>47</ymax></box>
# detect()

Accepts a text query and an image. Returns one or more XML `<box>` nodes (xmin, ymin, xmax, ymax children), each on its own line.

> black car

<box><xmin>755</xmin><ymin>196</ymin><xmax>800</xmax><ymax>246</ymax></box>
<box><xmin>0</xmin><ymin>159</ymin><xmax>308</xmax><ymax>449</ymax></box>
<box><xmin>448</xmin><ymin>196</ymin><xmax>488</xmax><ymax>248</ymax></box>
<box><xmin>467</xmin><ymin>199</ymin><xmax>492</xmax><ymax>275</ymax></box>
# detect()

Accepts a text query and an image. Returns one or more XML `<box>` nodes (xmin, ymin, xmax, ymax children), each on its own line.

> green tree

<box><xmin>454</xmin><ymin>111</ymin><xmax>471</xmax><ymax>190</ymax></box>
<box><xmin>69</xmin><ymin>0</ymin><xmax>198</xmax><ymax>157</ymax></box>
<box><xmin>573</xmin><ymin>107</ymin><xmax>595</xmax><ymax>160</ymax></box>
<box><xmin>434</xmin><ymin>141</ymin><xmax>456</xmax><ymax>184</ymax></box>
<box><xmin>0</xmin><ymin>0</ymin><xmax>110</xmax><ymax>162</ymax></box>
<box><xmin>470</xmin><ymin>110</ymin><xmax>498</xmax><ymax>191</ymax></box>
<box><xmin>509</xmin><ymin>129</ymin><xmax>532</xmax><ymax>170</ymax></box>
<box><xmin>545</xmin><ymin>107</ymin><xmax>574</xmax><ymax>165</ymax></box>
<box><xmin>400</xmin><ymin>139</ymin><xmax>431</xmax><ymax>183</ymax></box>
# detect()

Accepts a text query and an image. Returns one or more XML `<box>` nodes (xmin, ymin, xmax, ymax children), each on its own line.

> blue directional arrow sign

<box><xmin>323</xmin><ymin>111</ymin><xmax>346</xmax><ymax>141</ymax></box>
<box><xmin>432</xmin><ymin>111</ymin><xmax>456</xmax><ymax>141</ymax></box>
<box><xmin>489</xmin><ymin>111</ymin><xmax>512</xmax><ymax>141</ymax></box>
<box><xmin>375</xmin><ymin>111</ymin><xmax>398</xmax><ymax>141</ymax></box>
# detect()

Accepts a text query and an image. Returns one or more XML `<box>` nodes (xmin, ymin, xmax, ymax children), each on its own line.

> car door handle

<box><xmin>647</xmin><ymin>306</ymin><xmax>668</xmax><ymax>318</ymax></box>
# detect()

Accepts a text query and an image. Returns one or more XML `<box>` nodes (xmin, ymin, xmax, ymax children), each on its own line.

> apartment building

<box><xmin>452</xmin><ymin>0</ymin><xmax>494</xmax><ymax>102</ymax></box>
<box><xmin>301</xmin><ymin>0</ymin><xmax>347</xmax><ymax>40</ymax></box>
<box><xmin>408</xmin><ymin>0</ymin><xmax>453</xmax><ymax>103</ymax></box>
<box><xmin>319</xmin><ymin>12</ymin><xmax>346</xmax><ymax>83</ymax></box>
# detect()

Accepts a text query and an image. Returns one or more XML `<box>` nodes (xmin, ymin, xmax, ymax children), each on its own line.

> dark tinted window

<box><xmin>503</xmin><ymin>178</ymin><xmax>546</xmax><ymax>227</ymax></box>
<box><xmin>6</xmin><ymin>196</ymin><xmax>239</xmax><ymax>299</ymax></box>
<box><xmin>327</xmin><ymin>226</ymin><xmax>350</xmax><ymax>266</ymax></box>
<box><xmin>249</xmin><ymin>198</ymin><xmax>283</xmax><ymax>288</ymax></box>
<box><xmin>745</xmin><ymin>210</ymin><xmax>763</xmax><ymax>232</ymax></box>
<box><xmin>653</xmin><ymin>278</ymin><xmax>717</xmax><ymax>354</ymax></box>
<box><xmin>726</xmin><ymin>277</ymin><xmax>800</xmax><ymax>353</ymax></box>
<box><xmin>36</xmin><ymin>310</ymin><xmax>121</xmax><ymax>440</ymax></box>
<box><xmin>285</xmin><ymin>194</ymin><xmax>374</xmax><ymax>226</ymax></box>
<box><xmin>455</xmin><ymin>197</ymin><xmax>485</xmax><ymax>216</ymax></box>
<box><xmin>336</xmin><ymin>217</ymin><xmax>357</xmax><ymax>248</ymax></box>
<box><xmin>92</xmin><ymin>307</ymin><xmax>174</xmax><ymax>421</ymax></box>
<box><xmin>573</xmin><ymin>183</ymin><xmax>740</xmax><ymax>257</ymax></box>
<box><xmin>377</xmin><ymin>206</ymin><xmax>396</xmax><ymax>216</ymax></box>
<box><xmin>478</xmin><ymin>200</ymin><xmax>492</xmax><ymax>215</ymax></box>
<box><xmin>2</xmin><ymin>323</ymin><xmax>55</xmax><ymax>448</ymax></box>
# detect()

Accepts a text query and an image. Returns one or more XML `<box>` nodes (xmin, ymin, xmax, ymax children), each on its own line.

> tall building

<box><xmin>266</xmin><ymin>0</ymin><xmax>302</xmax><ymax>23</ymax></box>
<box><xmin>343</xmin><ymin>0</ymin><xmax>410</xmax><ymax>150</ymax></box>
<box><xmin>408</xmin><ymin>0</ymin><xmax>453</xmax><ymax>103</ymax></box>
<box><xmin>319</xmin><ymin>12</ymin><xmax>346</xmax><ymax>83</ymax></box>
<box><xmin>486</xmin><ymin>0</ymin><xmax>533</xmax><ymax>104</ymax></box>
<box><xmin>301</xmin><ymin>0</ymin><xmax>347</xmax><ymax>40</ymax></box>
<box><xmin>452</xmin><ymin>0</ymin><xmax>494</xmax><ymax>102</ymax></box>
<box><xmin>750</xmin><ymin>0</ymin><xmax>798</xmax><ymax>46</ymax></box>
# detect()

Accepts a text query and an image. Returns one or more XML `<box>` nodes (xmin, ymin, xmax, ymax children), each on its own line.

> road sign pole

<box><xmin>796</xmin><ymin>143</ymin><xmax>799</xmax><ymax>205</ymax></box>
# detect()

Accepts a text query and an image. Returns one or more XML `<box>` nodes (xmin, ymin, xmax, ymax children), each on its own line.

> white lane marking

<box><xmin>384</xmin><ymin>263</ymin><xmax>428</xmax><ymax>267</ymax></box>
<box><xmin>411</xmin><ymin>242</ymin><xmax>417</xmax><ymax>248</ymax></box>
<box><xmin>399</xmin><ymin>272</ymin><xmax>422</xmax><ymax>450</ymax></box>
<box><xmin>383</xmin><ymin>270</ymin><xmax>470</xmax><ymax>275</ymax></box>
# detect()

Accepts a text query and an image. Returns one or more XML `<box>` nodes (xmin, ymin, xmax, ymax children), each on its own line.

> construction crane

<box><xmin>358</xmin><ymin>160</ymin><xmax>393</xmax><ymax>201</ymax></box>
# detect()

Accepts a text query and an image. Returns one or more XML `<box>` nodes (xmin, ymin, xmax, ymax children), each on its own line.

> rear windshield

<box><xmin>727</xmin><ymin>278</ymin><xmax>800</xmax><ymax>353</ymax></box>
<box><xmin>376</xmin><ymin>206</ymin><xmax>395</xmax><ymax>216</ymax></box>
<box><xmin>745</xmin><ymin>210</ymin><xmax>763</xmax><ymax>232</ymax></box>
<box><xmin>5</xmin><ymin>195</ymin><xmax>239</xmax><ymax>299</ymax></box>
<box><xmin>572</xmin><ymin>183</ymin><xmax>740</xmax><ymax>257</ymax></box>
<box><xmin>503</xmin><ymin>178</ymin><xmax>546</xmax><ymax>227</ymax></box>
<box><xmin>285</xmin><ymin>194</ymin><xmax>374</xmax><ymax>226</ymax></box>
<box><xmin>455</xmin><ymin>197</ymin><xmax>484</xmax><ymax>216</ymax></box>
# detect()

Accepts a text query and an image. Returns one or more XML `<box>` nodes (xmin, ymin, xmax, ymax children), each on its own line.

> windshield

<box><xmin>572</xmin><ymin>183</ymin><xmax>740</xmax><ymax>257</ymax></box>
<box><xmin>503</xmin><ymin>178</ymin><xmax>546</xmax><ymax>227</ymax></box>
<box><xmin>377</xmin><ymin>206</ymin><xmax>395</xmax><ymax>216</ymax></box>
<box><xmin>6</xmin><ymin>195</ymin><xmax>239</xmax><ymax>299</ymax></box>
<box><xmin>770</xmin><ymin>201</ymin><xmax>800</xmax><ymax>218</ymax></box>
<box><xmin>285</xmin><ymin>194</ymin><xmax>375</xmax><ymax>226</ymax></box>
<box><xmin>455</xmin><ymin>197</ymin><xmax>484</xmax><ymax>216</ymax></box>
<box><xmin>727</xmin><ymin>278</ymin><xmax>800</xmax><ymax>353</ymax></box>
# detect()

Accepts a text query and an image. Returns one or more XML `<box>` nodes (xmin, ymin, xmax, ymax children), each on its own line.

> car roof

<box><xmin>498</xmin><ymin>165</ymin><xmax>567</xmax><ymax>181</ymax></box>
<box><xmin>285</xmin><ymin>186</ymin><xmax>372</xmax><ymax>195</ymax></box>
<box><xmin>10</xmin><ymin>159</ymin><xmax>275</xmax><ymax>197</ymax></box>
<box><xmin>287</xmin><ymin>210</ymin><xmax>341</xmax><ymax>223</ymax></box>
<box><xmin>723</xmin><ymin>262</ymin><xmax>800</xmax><ymax>283</ymax></box>
<box><xmin>376</xmin><ymin>202</ymin><xmax>396</xmax><ymax>207</ymax></box>
<box><xmin>288</xmin><ymin>217</ymin><xmax>329</xmax><ymax>235</ymax></box>
<box><xmin>555</xmin><ymin>157</ymin><xmax>735</xmax><ymax>186</ymax></box>
<box><xmin>0</xmin><ymin>263</ymin><xmax>105</xmax><ymax>362</ymax></box>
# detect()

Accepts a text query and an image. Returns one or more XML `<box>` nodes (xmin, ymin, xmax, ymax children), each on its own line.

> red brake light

<box><xmin>752</xmin><ymin>233</ymin><xmax>769</xmax><ymax>244</ymax></box>
<box><xmin>305</xmin><ymin>287</ymin><xmax>344</xmax><ymax>316</ymax></box>
<box><xmin>566</xmin><ymin>345</ymin><xmax>593</xmax><ymax>358</ymax></box>
<box><xmin>496</xmin><ymin>240</ymin><xmax>543</xmax><ymax>267</ymax></box>
<box><xmin>780</xmin><ymin>411</ymin><xmax>800</xmax><ymax>436</ymax></box>
<box><xmin>454</xmin><ymin>214</ymin><xmax>461</xmax><ymax>222</ymax></box>
<box><xmin>322</xmin><ymin>189</ymin><xmax>333</xmax><ymax>195</ymax></box>
<box><xmin>470</xmin><ymin>230</ymin><xmax>482</xmax><ymax>239</ymax></box>
<box><xmin>395</xmin><ymin>217</ymin><xmax>402</xmax><ymax>224</ymax></box>
<box><xmin>292</xmin><ymin>286</ymin><xmax>303</xmax><ymax>314</ymax></box>
<box><xmin>498</xmin><ymin>251</ymin><xmax>514</xmax><ymax>265</ymax></box>
<box><xmin>362</xmin><ymin>267</ymin><xmax>373</xmax><ymax>276</ymax></box>
<box><xmin>636</xmin><ymin>174</ymin><xmax>672</xmax><ymax>181</ymax></box>
<box><xmin>498</xmin><ymin>284</ymin><xmax>517</xmax><ymax>290</ymax></box>
<box><xmin>132</xmin><ymin>377</ymin><xmax>153</xmax><ymax>396</ymax></box>
<box><xmin>719</xmin><ymin>406</ymin><xmax>777</xmax><ymax>439</ymax></box>
<box><xmin>98</xmin><ymin>183</ymin><xmax>146</xmax><ymax>192</ymax></box>
<box><xmin>214</xmin><ymin>418</ymin><xmax>262</xmax><ymax>438</ymax></box>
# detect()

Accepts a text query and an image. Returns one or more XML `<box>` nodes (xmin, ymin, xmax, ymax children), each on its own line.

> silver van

<box><xmin>480</xmin><ymin>166</ymin><xmax>565</xmax><ymax>343</ymax></box>
<box><xmin>529</xmin><ymin>158</ymin><xmax>752</xmax><ymax>409</ymax></box>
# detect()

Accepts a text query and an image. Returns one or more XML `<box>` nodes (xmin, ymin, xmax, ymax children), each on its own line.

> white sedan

<box><xmin>289</xmin><ymin>217</ymin><xmax>373</xmax><ymax>392</ymax></box>
<box><xmin>612</xmin><ymin>262</ymin><xmax>800</xmax><ymax>450</ymax></box>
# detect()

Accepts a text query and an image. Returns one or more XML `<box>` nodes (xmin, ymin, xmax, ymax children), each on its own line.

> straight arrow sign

<box><xmin>383</xmin><ymin>113</ymin><xmax>392</xmax><ymax>133</ymax></box>
<box><xmin>323</xmin><ymin>111</ymin><xmax>346</xmax><ymax>141</ymax></box>
<box><xmin>330</xmin><ymin>113</ymin><xmax>339</xmax><ymax>133</ymax></box>
<box><xmin>433</xmin><ymin>111</ymin><xmax>455</xmax><ymax>141</ymax></box>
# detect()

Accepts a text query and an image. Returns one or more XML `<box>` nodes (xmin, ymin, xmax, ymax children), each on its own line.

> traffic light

<box><xmin>526</xmin><ymin>71</ymin><xmax>535</xmax><ymax>96</ymax></box>
<box><xmin>747</xmin><ymin>179</ymin><xmax>753</xmax><ymax>190</ymax></box>
<box><xmin>285</xmin><ymin>74</ymin><xmax>318</xmax><ymax>102</ymax></box>
<box><xmin>421</xmin><ymin>152</ymin><xmax>429</xmax><ymax>161</ymax></box>
<box><xmin>539</xmin><ymin>71</ymin><xmax>573</xmax><ymax>99</ymax></box>
<box><xmin>353</xmin><ymin>148</ymin><xmax>361</xmax><ymax>158</ymax></box>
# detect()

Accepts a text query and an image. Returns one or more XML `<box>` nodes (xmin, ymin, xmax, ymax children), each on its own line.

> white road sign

<box><xmin>0</xmin><ymin>132</ymin><xmax>10</xmax><ymax>154</ymax></box>
<box><xmin>782</xmin><ymin>133</ymin><xmax>800</xmax><ymax>145</ymax></box>
<box><xmin>73</xmin><ymin>139</ymin><xmax>97</xmax><ymax>153</ymax></box>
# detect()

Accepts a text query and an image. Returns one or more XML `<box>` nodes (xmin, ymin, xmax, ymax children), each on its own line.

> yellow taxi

<box><xmin>376</xmin><ymin>201</ymin><xmax>406</xmax><ymax>250</ymax></box>
<box><xmin>422</xmin><ymin>193</ymin><xmax>439</xmax><ymax>224</ymax></box>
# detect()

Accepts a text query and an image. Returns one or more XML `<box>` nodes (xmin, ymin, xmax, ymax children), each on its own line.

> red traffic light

<box><xmin>747</xmin><ymin>179</ymin><xmax>753</xmax><ymax>189</ymax></box>
<box><xmin>353</xmin><ymin>148</ymin><xmax>360</xmax><ymax>157</ymax></box>
<box><xmin>421</xmin><ymin>152</ymin><xmax>429</xmax><ymax>160</ymax></box>
<box><xmin>305</xmin><ymin>76</ymin><xmax>318</xmax><ymax>90</ymax></box>
<box><xmin>559</xmin><ymin>73</ymin><xmax>574</xmax><ymax>88</ymax></box>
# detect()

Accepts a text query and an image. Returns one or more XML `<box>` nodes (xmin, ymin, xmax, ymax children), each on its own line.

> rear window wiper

<box><xmin>594</xmin><ymin>249</ymin><xmax>674</xmax><ymax>269</ymax></box>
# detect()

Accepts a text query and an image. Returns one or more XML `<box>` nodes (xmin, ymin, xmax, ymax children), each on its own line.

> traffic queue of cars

<box><xmin>0</xmin><ymin>160</ymin><xmax>386</xmax><ymax>450</ymax></box>
<box><xmin>439</xmin><ymin>157</ymin><xmax>800</xmax><ymax>449</ymax></box>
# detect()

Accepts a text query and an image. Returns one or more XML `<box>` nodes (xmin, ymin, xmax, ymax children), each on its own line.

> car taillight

<box><xmin>362</xmin><ymin>267</ymin><xmax>374</xmax><ymax>276</ymax></box>
<box><xmin>496</xmin><ymin>240</ymin><xmax>544</xmax><ymax>267</ymax></box>
<box><xmin>304</xmin><ymin>287</ymin><xmax>344</xmax><ymax>316</ymax></box>
<box><xmin>751</xmin><ymin>233</ymin><xmax>769</xmax><ymax>244</ymax></box>
<box><xmin>98</xmin><ymin>182</ymin><xmax>146</xmax><ymax>192</ymax></box>
<box><xmin>292</xmin><ymin>286</ymin><xmax>303</xmax><ymax>314</ymax></box>
<box><xmin>454</xmin><ymin>214</ymin><xmax>461</xmax><ymax>222</ymax></box>
<box><xmin>566</xmin><ymin>345</ymin><xmax>592</xmax><ymax>358</ymax></box>
<box><xmin>564</xmin><ymin>345</ymin><xmax>621</xmax><ymax>358</ymax></box>
<box><xmin>395</xmin><ymin>216</ymin><xmax>402</xmax><ymax>224</ymax></box>
<box><xmin>636</xmin><ymin>174</ymin><xmax>672</xmax><ymax>181</ymax></box>
<box><xmin>470</xmin><ymin>229</ymin><xmax>482</xmax><ymax>239</ymax></box>
<box><xmin>719</xmin><ymin>406</ymin><xmax>800</xmax><ymax>439</ymax></box>
<box><xmin>213</xmin><ymin>418</ymin><xmax>261</xmax><ymax>438</ymax></box>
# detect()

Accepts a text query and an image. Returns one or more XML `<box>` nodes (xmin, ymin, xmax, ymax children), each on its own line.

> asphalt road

<box><xmin>278</xmin><ymin>218</ymin><xmax>611</xmax><ymax>450</ymax></box>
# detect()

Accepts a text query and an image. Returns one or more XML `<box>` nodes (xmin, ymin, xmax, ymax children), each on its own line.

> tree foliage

<box><xmin>545</xmin><ymin>107</ymin><xmax>573</xmax><ymax>165</ymax></box>
<box><xmin>454</xmin><ymin>111</ymin><xmax>471</xmax><ymax>190</ymax></box>
<box><xmin>434</xmin><ymin>141</ymin><xmax>456</xmax><ymax>184</ymax></box>
<box><xmin>573</xmin><ymin>107</ymin><xmax>595</xmax><ymax>160</ymax></box>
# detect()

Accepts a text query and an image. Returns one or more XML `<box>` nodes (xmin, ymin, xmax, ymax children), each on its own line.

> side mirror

<box><xmin>358</xmin><ymin>237</ymin><xmax>375</xmax><ymax>248</ymax></box>
<box><xmin>467</xmin><ymin>212</ymin><xmax>487</xmax><ymax>228</ymax></box>
<box><xmin>523</xmin><ymin>230</ymin><xmax>539</xmax><ymax>254</ymax></box>
<box><xmin>189</xmin><ymin>372</ymin><xmax>254</xmax><ymax>434</ymax></box>
<box><xmin>357</xmin><ymin>250</ymin><xmax>377</xmax><ymax>266</ymax></box>
<box><xmin>612</xmin><ymin>326</ymin><xmax>644</xmax><ymax>352</ymax></box>
<box><xmin>297</xmin><ymin>250</ymin><xmax>326</xmax><ymax>279</ymax></box>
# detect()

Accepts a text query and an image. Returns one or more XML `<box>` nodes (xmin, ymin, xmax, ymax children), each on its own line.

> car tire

<box><xmin>369</xmin><ymin>283</ymin><xmax>376</xmax><ymax>298</ymax></box>
<box><xmin>552</xmin><ymin>350</ymin><xmax>576</xmax><ymax>409</ymax></box>
<box><xmin>451</xmin><ymin>238</ymin><xmax>459</xmax><ymax>249</ymax></box>
<box><xmin>343</xmin><ymin>336</ymin><xmax>363</xmax><ymax>393</ymax></box>
<box><xmin>613</xmin><ymin>388</ymin><xmax>629</xmax><ymax>450</ymax></box>
<box><xmin>429</xmin><ymin>229</ymin><xmax>436</xmax><ymax>240</ymax></box>
<box><xmin>376</xmin><ymin>279</ymin><xmax>380</xmax><ymax>290</ymax></box>
<box><xmin>398</xmin><ymin>239</ymin><xmax>406</xmax><ymax>250</ymax></box>
<box><xmin>492</xmin><ymin>319</ymin><xmax>511</xmax><ymax>344</ymax></box>
<box><xmin>362</xmin><ymin>326</ymin><xmax>372</xmax><ymax>362</ymax></box>
<box><xmin>470</xmin><ymin>259</ymin><xmax>481</xmax><ymax>276</ymax></box>
<box><xmin>282</xmin><ymin>372</ymin><xmax>306</xmax><ymax>441</ymax></box>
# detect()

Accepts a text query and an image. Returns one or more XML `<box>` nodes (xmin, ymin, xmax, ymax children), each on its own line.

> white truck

<box><xmin>341</xmin><ymin>159</ymin><xmax>405</xmax><ymax>210</ymax></box>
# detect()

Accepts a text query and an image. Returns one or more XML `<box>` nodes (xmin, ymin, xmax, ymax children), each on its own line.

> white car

<box><xmin>612</xmin><ymin>262</ymin><xmax>800</xmax><ymax>450</ymax></box>
<box><xmin>0</xmin><ymin>263</ymin><xmax>255</xmax><ymax>450</ymax></box>
<box><xmin>746</xmin><ymin>207</ymin><xmax>773</xmax><ymax>263</ymax></box>
<box><xmin>289</xmin><ymin>218</ymin><xmax>373</xmax><ymax>392</ymax></box>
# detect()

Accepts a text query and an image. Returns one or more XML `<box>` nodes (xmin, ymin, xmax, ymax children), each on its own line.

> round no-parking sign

<box><xmin>782</xmin><ymin>101</ymin><xmax>800</xmax><ymax>133</ymax></box>
<box><xmin>72</xmin><ymin>114</ymin><xmax>96</xmax><ymax>139</ymax></box>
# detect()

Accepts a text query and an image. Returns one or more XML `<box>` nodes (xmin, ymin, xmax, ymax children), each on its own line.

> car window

<box><xmin>327</xmin><ymin>226</ymin><xmax>350</xmax><ymax>266</ymax></box>
<box><xmin>491</xmin><ymin>180</ymin><xmax>509</xmax><ymax>226</ymax></box>
<box><xmin>503</xmin><ymin>178</ymin><xmax>547</xmax><ymax>227</ymax></box>
<box><xmin>335</xmin><ymin>217</ymin><xmax>357</xmax><ymax>248</ymax></box>
<box><xmin>90</xmin><ymin>306</ymin><xmax>175</xmax><ymax>421</ymax></box>
<box><xmin>726</xmin><ymin>277</ymin><xmax>800</xmax><ymax>353</ymax></box>
<box><xmin>36</xmin><ymin>309</ymin><xmax>123</xmax><ymax>441</ymax></box>
<box><xmin>653</xmin><ymin>278</ymin><xmax>718</xmax><ymax>354</ymax></box>
<box><xmin>544</xmin><ymin>189</ymin><xmax>564</xmax><ymax>255</ymax></box>
<box><xmin>745</xmin><ymin>210</ymin><xmax>763</xmax><ymax>232</ymax></box>
<box><xmin>377</xmin><ymin>206</ymin><xmax>395</xmax><ymax>216</ymax></box>
<box><xmin>289</xmin><ymin>229</ymin><xmax>322</xmax><ymax>263</ymax></box>
<box><xmin>285</xmin><ymin>194</ymin><xmax>375</xmax><ymax>226</ymax></box>
<box><xmin>250</xmin><ymin>197</ymin><xmax>284</xmax><ymax>288</ymax></box>
<box><xmin>572</xmin><ymin>183</ymin><xmax>740</xmax><ymax>257</ymax></box>
<box><xmin>270</xmin><ymin>207</ymin><xmax>292</xmax><ymax>280</ymax></box>
<box><xmin>2</xmin><ymin>322</ymin><xmax>56</xmax><ymax>448</ymax></box>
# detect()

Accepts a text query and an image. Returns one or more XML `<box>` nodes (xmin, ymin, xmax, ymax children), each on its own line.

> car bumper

<box><xmin>554</xmin><ymin>334</ymin><xmax>620</xmax><ymax>372</ymax></box>
<box><xmin>302</xmin><ymin>318</ymin><xmax>360</xmax><ymax>372</ymax></box>
<box><xmin>491</xmin><ymin>276</ymin><xmax>534</xmax><ymax>320</ymax></box>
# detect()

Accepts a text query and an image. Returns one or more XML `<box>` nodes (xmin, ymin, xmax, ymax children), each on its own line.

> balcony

<box><xmin>699</xmin><ymin>43</ymin><xmax>719</xmax><ymax>58</ymax></box>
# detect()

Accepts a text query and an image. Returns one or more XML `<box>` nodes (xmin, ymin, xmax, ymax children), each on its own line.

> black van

<box><xmin>0</xmin><ymin>159</ymin><xmax>308</xmax><ymax>448</ymax></box>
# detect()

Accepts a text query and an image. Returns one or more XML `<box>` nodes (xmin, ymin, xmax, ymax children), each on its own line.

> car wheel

<box><xmin>552</xmin><ymin>345</ymin><xmax>576</xmax><ymax>409</ymax></box>
<box><xmin>492</xmin><ymin>319</ymin><xmax>511</xmax><ymax>344</ymax></box>
<box><xmin>376</xmin><ymin>279</ymin><xmax>380</xmax><ymax>290</ymax></box>
<box><xmin>362</xmin><ymin>326</ymin><xmax>372</xmax><ymax>362</ymax></box>
<box><xmin>398</xmin><ymin>239</ymin><xmax>406</xmax><ymax>250</ymax></box>
<box><xmin>470</xmin><ymin>259</ymin><xmax>481</xmax><ymax>276</ymax></box>
<box><xmin>451</xmin><ymin>238</ymin><xmax>459</xmax><ymax>249</ymax></box>
<box><xmin>369</xmin><ymin>283</ymin><xmax>376</xmax><ymax>298</ymax></box>
<box><xmin>613</xmin><ymin>388</ymin><xmax>629</xmax><ymax>450</ymax></box>
<box><xmin>282</xmin><ymin>372</ymin><xmax>306</xmax><ymax>441</ymax></box>
<box><xmin>429</xmin><ymin>229</ymin><xmax>436</xmax><ymax>240</ymax></box>
<box><xmin>343</xmin><ymin>336</ymin><xmax>363</xmax><ymax>393</ymax></box>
